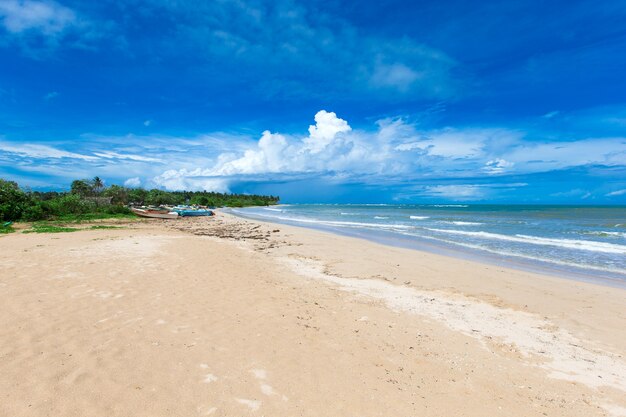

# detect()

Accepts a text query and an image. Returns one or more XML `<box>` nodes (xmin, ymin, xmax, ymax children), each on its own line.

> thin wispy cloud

<box><xmin>542</xmin><ymin>111</ymin><xmax>560</xmax><ymax>119</ymax></box>
<box><xmin>0</xmin><ymin>141</ymin><xmax>98</xmax><ymax>161</ymax></box>
<box><xmin>606</xmin><ymin>189</ymin><xmax>626</xmax><ymax>197</ymax></box>
<box><xmin>0</xmin><ymin>0</ymin><xmax>107</xmax><ymax>55</ymax></box>
<box><xmin>0</xmin><ymin>0</ymin><xmax>76</xmax><ymax>35</ymax></box>
<box><xmin>418</xmin><ymin>183</ymin><xmax>528</xmax><ymax>200</ymax></box>
<box><xmin>483</xmin><ymin>159</ymin><xmax>514</xmax><ymax>175</ymax></box>
<box><xmin>93</xmin><ymin>151</ymin><xmax>163</xmax><ymax>163</ymax></box>
<box><xmin>43</xmin><ymin>91</ymin><xmax>58</xmax><ymax>100</ymax></box>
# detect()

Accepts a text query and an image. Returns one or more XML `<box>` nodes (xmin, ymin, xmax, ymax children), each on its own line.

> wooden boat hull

<box><xmin>131</xmin><ymin>208</ymin><xmax>179</xmax><ymax>219</ymax></box>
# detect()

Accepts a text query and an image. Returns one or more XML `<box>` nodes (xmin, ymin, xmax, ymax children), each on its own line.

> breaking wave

<box><xmin>426</xmin><ymin>228</ymin><xmax>626</xmax><ymax>255</ymax></box>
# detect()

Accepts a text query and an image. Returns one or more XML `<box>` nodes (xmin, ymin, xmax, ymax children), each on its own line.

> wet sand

<box><xmin>0</xmin><ymin>212</ymin><xmax>624</xmax><ymax>416</ymax></box>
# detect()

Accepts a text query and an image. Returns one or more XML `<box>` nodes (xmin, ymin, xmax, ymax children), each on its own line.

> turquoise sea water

<box><xmin>231</xmin><ymin>204</ymin><xmax>626</xmax><ymax>287</ymax></box>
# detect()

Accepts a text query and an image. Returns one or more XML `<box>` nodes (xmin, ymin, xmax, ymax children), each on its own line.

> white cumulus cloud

<box><xmin>153</xmin><ymin>110</ymin><xmax>357</xmax><ymax>187</ymax></box>
<box><xmin>303</xmin><ymin>110</ymin><xmax>352</xmax><ymax>153</ymax></box>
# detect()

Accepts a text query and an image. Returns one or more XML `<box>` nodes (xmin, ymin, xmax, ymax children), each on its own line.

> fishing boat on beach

<box><xmin>131</xmin><ymin>207</ymin><xmax>179</xmax><ymax>219</ymax></box>
<box><xmin>171</xmin><ymin>205</ymin><xmax>214</xmax><ymax>217</ymax></box>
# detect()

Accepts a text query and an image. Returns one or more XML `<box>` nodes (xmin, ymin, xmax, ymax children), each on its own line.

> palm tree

<box><xmin>92</xmin><ymin>176</ymin><xmax>104</xmax><ymax>195</ymax></box>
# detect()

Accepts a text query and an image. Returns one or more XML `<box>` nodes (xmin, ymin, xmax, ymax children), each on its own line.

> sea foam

<box><xmin>263</xmin><ymin>207</ymin><xmax>283</xmax><ymax>212</ymax></box>
<box><xmin>441</xmin><ymin>221</ymin><xmax>483</xmax><ymax>226</ymax></box>
<box><xmin>251</xmin><ymin>212</ymin><xmax>413</xmax><ymax>230</ymax></box>
<box><xmin>426</xmin><ymin>228</ymin><xmax>626</xmax><ymax>254</ymax></box>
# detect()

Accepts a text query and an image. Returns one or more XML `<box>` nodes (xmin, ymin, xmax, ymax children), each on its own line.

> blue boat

<box><xmin>171</xmin><ymin>206</ymin><xmax>214</xmax><ymax>217</ymax></box>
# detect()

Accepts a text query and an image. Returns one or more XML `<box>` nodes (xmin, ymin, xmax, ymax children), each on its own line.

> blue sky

<box><xmin>1</xmin><ymin>0</ymin><xmax>625</xmax><ymax>203</ymax></box>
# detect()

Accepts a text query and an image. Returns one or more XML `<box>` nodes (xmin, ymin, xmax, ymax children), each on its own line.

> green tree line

<box><xmin>0</xmin><ymin>177</ymin><xmax>279</xmax><ymax>222</ymax></box>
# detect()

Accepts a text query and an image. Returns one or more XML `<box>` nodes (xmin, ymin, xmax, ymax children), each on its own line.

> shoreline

<box><xmin>213</xmin><ymin>211</ymin><xmax>626</xmax><ymax>341</ymax></box>
<box><xmin>1</xmin><ymin>213</ymin><xmax>625</xmax><ymax>416</ymax></box>
<box><xmin>227</xmin><ymin>207</ymin><xmax>626</xmax><ymax>289</ymax></box>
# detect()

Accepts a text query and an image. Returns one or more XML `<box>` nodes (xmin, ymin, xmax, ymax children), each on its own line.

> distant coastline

<box><xmin>0</xmin><ymin>177</ymin><xmax>279</xmax><ymax>224</ymax></box>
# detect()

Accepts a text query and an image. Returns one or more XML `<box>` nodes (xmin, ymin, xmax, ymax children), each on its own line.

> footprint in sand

<box><xmin>199</xmin><ymin>364</ymin><xmax>218</xmax><ymax>383</ymax></box>
<box><xmin>250</xmin><ymin>369</ymin><xmax>267</xmax><ymax>379</ymax></box>
<box><xmin>235</xmin><ymin>398</ymin><xmax>261</xmax><ymax>411</ymax></box>
<box><xmin>197</xmin><ymin>405</ymin><xmax>217</xmax><ymax>415</ymax></box>
<box><xmin>202</xmin><ymin>373</ymin><xmax>218</xmax><ymax>383</ymax></box>
<box><xmin>260</xmin><ymin>384</ymin><xmax>274</xmax><ymax>395</ymax></box>
<box><xmin>250</xmin><ymin>369</ymin><xmax>288</xmax><ymax>401</ymax></box>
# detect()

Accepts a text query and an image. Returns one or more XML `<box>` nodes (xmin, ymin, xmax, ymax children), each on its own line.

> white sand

<box><xmin>0</xmin><ymin>213</ymin><xmax>624</xmax><ymax>416</ymax></box>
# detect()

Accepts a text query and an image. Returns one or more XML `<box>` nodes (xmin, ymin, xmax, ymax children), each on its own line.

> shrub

<box><xmin>0</xmin><ymin>179</ymin><xmax>29</xmax><ymax>221</ymax></box>
<box><xmin>21</xmin><ymin>202</ymin><xmax>45</xmax><ymax>221</ymax></box>
<box><xmin>42</xmin><ymin>194</ymin><xmax>93</xmax><ymax>217</ymax></box>
<box><xmin>70</xmin><ymin>179</ymin><xmax>93</xmax><ymax>197</ymax></box>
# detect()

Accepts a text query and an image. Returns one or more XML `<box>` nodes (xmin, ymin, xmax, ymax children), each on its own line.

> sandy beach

<box><xmin>1</xmin><ymin>211</ymin><xmax>625</xmax><ymax>417</ymax></box>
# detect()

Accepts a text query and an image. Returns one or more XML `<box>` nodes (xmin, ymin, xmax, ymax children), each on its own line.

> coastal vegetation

<box><xmin>0</xmin><ymin>178</ymin><xmax>279</xmax><ymax>222</ymax></box>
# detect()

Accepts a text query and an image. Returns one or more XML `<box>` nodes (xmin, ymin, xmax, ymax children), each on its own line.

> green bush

<box><xmin>145</xmin><ymin>189</ymin><xmax>182</xmax><ymax>206</ymax></box>
<box><xmin>127</xmin><ymin>188</ymin><xmax>148</xmax><ymax>205</ymax></box>
<box><xmin>42</xmin><ymin>194</ymin><xmax>92</xmax><ymax>216</ymax></box>
<box><xmin>0</xmin><ymin>180</ymin><xmax>29</xmax><ymax>221</ymax></box>
<box><xmin>21</xmin><ymin>202</ymin><xmax>45</xmax><ymax>221</ymax></box>
<box><xmin>190</xmin><ymin>195</ymin><xmax>210</xmax><ymax>206</ymax></box>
